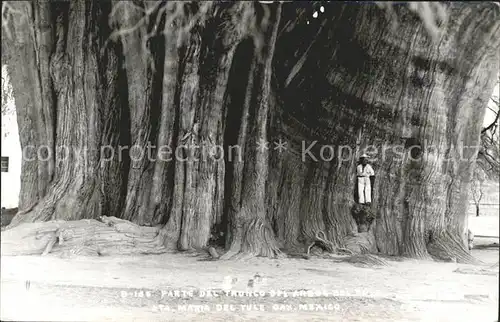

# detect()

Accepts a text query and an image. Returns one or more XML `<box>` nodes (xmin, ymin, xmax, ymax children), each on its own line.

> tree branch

<box><xmin>481</xmin><ymin>108</ymin><xmax>499</xmax><ymax>134</ymax></box>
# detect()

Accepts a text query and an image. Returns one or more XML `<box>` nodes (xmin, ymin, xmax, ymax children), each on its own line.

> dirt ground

<box><xmin>1</xmin><ymin>214</ymin><xmax>498</xmax><ymax>322</ymax></box>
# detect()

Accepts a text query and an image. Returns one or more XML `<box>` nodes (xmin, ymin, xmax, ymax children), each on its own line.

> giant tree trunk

<box><xmin>268</xmin><ymin>3</ymin><xmax>500</xmax><ymax>262</ymax></box>
<box><xmin>2</xmin><ymin>1</ymin><xmax>499</xmax><ymax>261</ymax></box>
<box><xmin>221</xmin><ymin>4</ymin><xmax>283</xmax><ymax>259</ymax></box>
<box><xmin>4</xmin><ymin>1</ymin><xmax>127</xmax><ymax>226</ymax></box>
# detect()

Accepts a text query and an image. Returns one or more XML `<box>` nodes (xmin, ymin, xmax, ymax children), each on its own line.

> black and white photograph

<box><xmin>1</xmin><ymin>1</ymin><xmax>499</xmax><ymax>321</ymax></box>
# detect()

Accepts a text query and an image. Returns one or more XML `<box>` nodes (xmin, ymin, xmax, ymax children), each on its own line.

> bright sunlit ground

<box><xmin>1</xmin><ymin>211</ymin><xmax>498</xmax><ymax>322</ymax></box>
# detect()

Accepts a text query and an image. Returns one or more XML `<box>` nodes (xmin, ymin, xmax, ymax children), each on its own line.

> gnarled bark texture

<box><xmin>1</xmin><ymin>216</ymin><xmax>166</xmax><ymax>256</ymax></box>
<box><xmin>2</xmin><ymin>1</ymin><xmax>499</xmax><ymax>262</ymax></box>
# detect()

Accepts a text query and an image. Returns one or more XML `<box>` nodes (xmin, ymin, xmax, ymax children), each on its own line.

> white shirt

<box><xmin>357</xmin><ymin>164</ymin><xmax>374</xmax><ymax>177</ymax></box>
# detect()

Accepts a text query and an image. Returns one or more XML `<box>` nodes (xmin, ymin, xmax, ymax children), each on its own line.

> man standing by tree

<box><xmin>357</xmin><ymin>154</ymin><xmax>375</xmax><ymax>205</ymax></box>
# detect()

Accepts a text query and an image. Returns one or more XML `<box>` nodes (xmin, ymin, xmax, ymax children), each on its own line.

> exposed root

<box><xmin>298</xmin><ymin>231</ymin><xmax>362</xmax><ymax>259</ymax></box>
<box><xmin>4</xmin><ymin>203</ymin><xmax>39</xmax><ymax>229</ymax></box>
<box><xmin>227</xmin><ymin>252</ymin><xmax>256</xmax><ymax>261</ymax></box>
<box><xmin>341</xmin><ymin>232</ymin><xmax>377</xmax><ymax>254</ymax></box>
<box><xmin>220</xmin><ymin>217</ymin><xmax>283</xmax><ymax>260</ymax></box>
<box><xmin>427</xmin><ymin>231</ymin><xmax>482</xmax><ymax>265</ymax></box>
<box><xmin>336</xmin><ymin>247</ymin><xmax>355</xmax><ymax>255</ymax></box>
<box><xmin>207</xmin><ymin>246</ymin><xmax>220</xmax><ymax>259</ymax></box>
<box><xmin>306</xmin><ymin>231</ymin><xmax>336</xmax><ymax>256</ymax></box>
<box><xmin>298</xmin><ymin>231</ymin><xmax>386</xmax><ymax>265</ymax></box>
<box><xmin>219</xmin><ymin>249</ymin><xmax>241</xmax><ymax>260</ymax></box>
<box><xmin>1</xmin><ymin>216</ymin><xmax>170</xmax><ymax>257</ymax></box>
<box><xmin>41</xmin><ymin>230</ymin><xmax>58</xmax><ymax>256</ymax></box>
<box><xmin>157</xmin><ymin>224</ymin><xmax>181</xmax><ymax>250</ymax></box>
<box><xmin>335</xmin><ymin>254</ymin><xmax>390</xmax><ymax>267</ymax></box>
<box><xmin>292</xmin><ymin>231</ymin><xmax>359</xmax><ymax>259</ymax></box>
